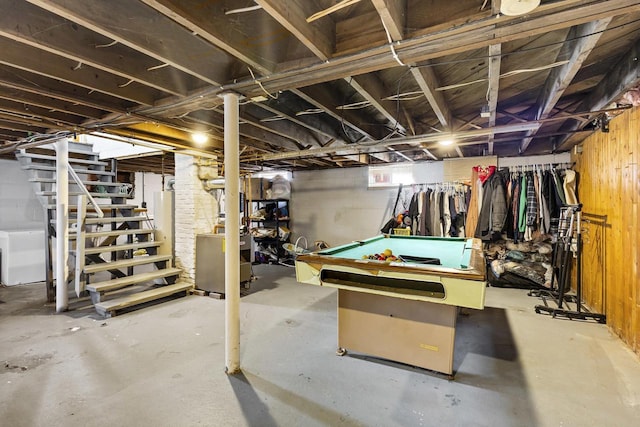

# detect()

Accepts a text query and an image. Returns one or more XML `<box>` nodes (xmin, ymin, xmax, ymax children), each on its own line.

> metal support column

<box><xmin>56</xmin><ymin>138</ymin><xmax>69</xmax><ymax>312</ymax></box>
<box><xmin>223</xmin><ymin>92</ymin><xmax>241</xmax><ymax>374</ymax></box>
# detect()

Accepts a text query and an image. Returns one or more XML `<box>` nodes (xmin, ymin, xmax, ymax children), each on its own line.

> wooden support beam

<box><xmin>164</xmin><ymin>108</ymin><xmax>304</xmax><ymax>152</ymax></box>
<box><xmin>140</xmin><ymin>0</ymin><xmax>279</xmax><ymax>74</ymax></box>
<box><xmin>410</xmin><ymin>66</ymin><xmax>452</xmax><ymax>129</ymax></box>
<box><xmin>372</xmin><ymin>0</ymin><xmax>445</xmax><ymax>160</ymax></box>
<box><xmin>371</xmin><ymin>0</ymin><xmax>406</xmax><ymax>41</ymax></box>
<box><xmin>0</xmin><ymin>67</ymin><xmax>129</xmax><ymax>115</ymax></box>
<box><xmin>132</xmin><ymin>1</ymin><xmax>381</xmax><ymax>157</ymax></box>
<box><xmin>520</xmin><ymin>18</ymin><xmax>612</xmax><ymax>153</ymax></box>
<box><xmin>486</xmin><ymin>0</ymin><xmax>502</xmax><ymax>155</ymax></box>
<box><xmin>256</xmin><ymin>121</ymin><xmax>541</xmax><ymax>162</ymax></box>
<box><xmin>0</xmin><ymin>0</ymin><xmax>193</xmax><ymax>97</ymax></box>
<box><xmin>255</xmin><ymin>0</ymin><xmax>335</xmax><ymax>61</ymax></box>
<box><xmin>486</xmin><ymin>43</ymin><xmax>502</xmax><ymax>155</ymax></box>
<box><xmin>0</xmin><ymin>98</ymin><xmax>84</xmax><ymax>127</ymax></box>
<box><xmin>225</xmin><ymin>0</ymin><xmax>640</xmax><ymax>96</ymax></box>
<box><xmin>348</xmin><ymin>74</ymin><xmax>406</xmax><ymax>134</ymax></box>
<box><xmin>292</xmin><ymin>87</ymin><xmax>386</xmax><ymax>140</ymax></box>
<box><xmin>119</xmin><ymin>0</ymin><xmax>640</xmax><ymax>134</ymax></box>
<box><xmin>254</xmin><ymin>102</ymin><xmax>339</xmax><ymax>146</ymax></box>
<box><xmin>25</xmin><ymin>0</ymin><xmax>232</xmax><ymax>86</ymax></box>
<box><xmin>556</xmin><ymin>34</ymin><xmax>640</xmax><ymax>151</ymax></box>
<box><xmin>0</xmin><ymin>118</ymin><xmax>48</xmax><ymax>134</ymax></box>
<box><xmin>0</xmin><ymin>37</ymin><xmax>159</xmax><ymax>105</ymax></box>
<box><xmin>0</xmin><ymin>89</ymin><xmax>106</xmax><ymax>120</ymax></box>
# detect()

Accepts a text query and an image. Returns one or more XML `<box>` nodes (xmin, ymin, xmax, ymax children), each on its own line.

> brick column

<box><xmin>173</xmin><ymin>153</ymin><xmax>218</xmax><ymax>285</ymax></box>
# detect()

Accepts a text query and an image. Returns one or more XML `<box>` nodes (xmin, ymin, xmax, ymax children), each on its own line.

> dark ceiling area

<box><xmin>1</xmin><ymin>0</ymin><xmax>640</xmax><ymax>172</ymax></box>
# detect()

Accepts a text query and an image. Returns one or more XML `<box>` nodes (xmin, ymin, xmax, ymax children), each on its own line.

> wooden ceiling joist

<box><xmin>520</xmin><ymin>18</ymin><xmax>613</xmax><ymax>153</ymax></box>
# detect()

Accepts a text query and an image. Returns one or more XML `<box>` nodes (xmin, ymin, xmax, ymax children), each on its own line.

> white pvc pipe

<box><xmin>56</xmin><ymin>138</ymin><xmax>69</xmax><ymax>312</ymax></box>
<box><xmin>224</xmin><ymin>92</ymin><xmax>241</xmax><ymax>374</ymax></box>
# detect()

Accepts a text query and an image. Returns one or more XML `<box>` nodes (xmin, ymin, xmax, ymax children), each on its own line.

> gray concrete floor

<box><xmin>1</xmin><ymin>265</ymin><xmax>640</xmax><ymax>427</ymax></box>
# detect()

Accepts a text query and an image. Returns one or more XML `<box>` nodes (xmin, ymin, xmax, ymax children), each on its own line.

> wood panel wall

<box><xmin>574</xmin><ymin>106</ymin><xmax>639</xmax><ymax>355</ymax></box>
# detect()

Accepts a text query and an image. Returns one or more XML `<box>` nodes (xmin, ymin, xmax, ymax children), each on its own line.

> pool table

<box><xmin>295</xmin><ymin>234</ymin><xmax>486</xmax><ymax>376</ymax></box>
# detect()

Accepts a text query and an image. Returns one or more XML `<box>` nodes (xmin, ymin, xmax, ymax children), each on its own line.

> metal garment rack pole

<box><xmin>533</xmin><ymin>205</ymin><xmax>606</xmax><ymax>323</ymax></box>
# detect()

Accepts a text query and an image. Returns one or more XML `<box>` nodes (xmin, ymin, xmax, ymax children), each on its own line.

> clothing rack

<box><xmin>391</xmin><ymin>182</ymin><xmax>471</xmax><ymax>238</ymax></box>
<box><xmin>409</xmin><ymin>181</ymin><xmax>470</xmax><ymax>190</ymax></box>
<box><xmin>531</xmin><ymin>204</ymin><xmax>606</xmax><ymax>323</ymax></box>
<box><xmin>505</xmin><ymin>162</ymin><xmax>574</xmax><ymax>172</ymax></box>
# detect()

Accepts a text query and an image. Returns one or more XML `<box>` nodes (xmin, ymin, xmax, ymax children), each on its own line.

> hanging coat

<box><xmin>475</xmin><ymin>170</ymin><xmax>507</xmax><ymax>241</ymax></box>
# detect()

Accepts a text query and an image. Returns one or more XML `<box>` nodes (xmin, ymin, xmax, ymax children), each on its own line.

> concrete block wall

<box><xmin>0</xmin><ymin>159</ymin><xmax>44</xmax><ymax>230</ymax></box>
<box><xmin>291</xmin><ymin>167</ymin><xmax>403</xmax><ymax>248</ymax></box>
<box><xmin>173</xmin><ymin>154</ymin><xmax>218</xmax><ymax>285</ymax></box>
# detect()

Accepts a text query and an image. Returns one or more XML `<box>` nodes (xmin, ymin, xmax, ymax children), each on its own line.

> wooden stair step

<box><xmin>16</xmin><ymin>152</ymin><xmax>108</xmax><ymax>167</ymax></box>
<box><xmin>58</xmin><ymin>215</ymin><xmax>149</xmax><ymax>225</ymax></box>
<box><xmin>46</xmin><ymin>203</ymin><xmax>138</xmax><ymax>210</ymax></box>
<box><xmin>86</xmin><ymin>267</ymin><xmax>182</xmax><ymax>294</ymax></box>
<box><xmin>22</xmin><ymin>164</ymin><xmax>114</xmax><ymax>176</ymax></box>
<box><xmin>84</xmin><ymin>240</ymin><xmax>160</xmax><ymax>255</ymax></box>
<box><xmin>84</xmin><ymin>254</ymin><xmax>172</xmax><ymax>274</ymax></box>
<box><xmin>94</xmin><ymin>282</ymin><xmax>193</xmax><ymax>317</ymax></box>
<box><xmin>30</xmin><ymin>177</ymin><xmax>124</xmax><ymax>187</ymax></box>
<box><xmin>37</xmin><ymin>191</ymin><xmax>132</xmax><ymax>198</ymax></box>
<box><xmin>69</xmin><ymin>228</ymin><xmax>153</xmax><ymax>240</ymax></box>
<box><xmin>74</xmin><ymin>216</ymin><xmax>149</xmax><ymax>225</ymax></box>
<box><xmin>84</xmin><ymin>229</ymin><xmax>153</xmax><ymax>239</ymax></box>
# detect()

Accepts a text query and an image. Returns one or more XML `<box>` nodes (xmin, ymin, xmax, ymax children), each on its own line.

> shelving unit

<box><xmin>245</xmin><ymin>199</ymin><xmax>290</xmax><ymax>263</ymax></box>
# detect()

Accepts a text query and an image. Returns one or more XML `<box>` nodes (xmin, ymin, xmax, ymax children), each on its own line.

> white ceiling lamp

<box><xmin>439</xmin><ymin>138</ymin><xmax>454</xmax><ymax>147</ymax></box>
<box><xmin>191</xmin><ymin>132</ymin><xmax>209</xmax><ymax>145</ymax></box>
<box><xmin>500</xmin><ymin>0</ymin><xmax>540</xmax><ymax>16</ymax></box>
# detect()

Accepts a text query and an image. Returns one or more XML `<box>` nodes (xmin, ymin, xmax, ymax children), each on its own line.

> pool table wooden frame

<box><xmin>295</xmin><ymin>235</ymin><xmax>487</xmax><ymax>376</ymax></box>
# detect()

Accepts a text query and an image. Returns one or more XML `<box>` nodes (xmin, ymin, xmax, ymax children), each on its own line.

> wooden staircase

<box><xmin>17</xmin><ymin>141</ymin><xmax>192</xmax><ymax>317</ymax></box>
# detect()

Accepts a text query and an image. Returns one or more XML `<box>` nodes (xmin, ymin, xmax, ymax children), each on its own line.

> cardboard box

<box><xmin>245</xmin><ymin>178</ymin><xmax>271</xmax><ymax>200</ymax></box>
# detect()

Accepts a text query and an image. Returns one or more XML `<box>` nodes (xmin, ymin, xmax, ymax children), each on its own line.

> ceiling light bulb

<box><xmin>192</xmin><ymin>132</ymin><xmax>208</xmax><ymax>145</ymax></box>
<box><xmin>439</xmin><ymin>139</ymin><xmax>454</xmax><ymax>146</ymax></box>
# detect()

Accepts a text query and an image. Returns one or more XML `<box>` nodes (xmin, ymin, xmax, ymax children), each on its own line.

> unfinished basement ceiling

<box><xmin>1</xmin><ymin>0</ymin><xmax>640</xmax><ymax>171</ymax></box>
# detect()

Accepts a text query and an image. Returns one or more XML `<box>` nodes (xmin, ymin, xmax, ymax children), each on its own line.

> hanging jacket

<box><xmin>543</xmin><ymin>170</ymin><xmax>557</xmax><ymax>219</ymax></box>
<box><xmin>518</xmin><ymin>173</ymin><xmax>527</xmax><ymax>232</ymax></box>
<box><xmin>475</xmin><ymin>170</ymin><xmax>507</xmax><ymax>241</ymax></box>
<box><xmin>526</xmin><ymin>172</ymin><xmax>537</xmax><ymax>227</ymax></box>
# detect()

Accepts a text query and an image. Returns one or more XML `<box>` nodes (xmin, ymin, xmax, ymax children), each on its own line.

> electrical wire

<box><xmin>248</xmin><ymin>66</ymin><xmax>278</xmax><ymax>100</ymax></box>
<box><xmin>380</xmin><ymin>18</ymin><xmax>405</xmax><ymax>67</ymax></box>
<box><xmin>435</xmin><ymin>60</ymin><xmax>570</xmax><ymax>91</ymax></box>
<box><xmin>147</xmin><ymin>63</ymin><xmax>169</xmax><ymax>71</ymax></box>
<box><xmin>95</xmin><ymin>40</ymin><xmax>118</xmax><ymax>48</ymax></box>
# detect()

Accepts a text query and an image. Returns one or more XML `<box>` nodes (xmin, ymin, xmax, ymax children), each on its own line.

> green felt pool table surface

<box><xmin>318</xmin><ymin>235</ymin><xmax>473</xmax><ymax>268</ymax></box>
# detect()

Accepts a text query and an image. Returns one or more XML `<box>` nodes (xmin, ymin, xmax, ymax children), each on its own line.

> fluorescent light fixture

<box><xmin>191</xmin><ymin>132</ymin><xmax>209</xmax><ymax>145</ymax></box>
<box><xmin>439</xmin><ymin>139</ymin><xmax>454</xmax><ymax>146</ymax></box>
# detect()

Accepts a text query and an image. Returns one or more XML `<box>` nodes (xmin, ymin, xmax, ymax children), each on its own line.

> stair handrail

<box><xmin>75</xmin><ymin>194</ymin><xmax>87</xmax><ymax>297</ymax></box>
<box><xmin>68</xmin><ymin>165</ymin><xmax>104</xmax><ymax>218</ymax></box>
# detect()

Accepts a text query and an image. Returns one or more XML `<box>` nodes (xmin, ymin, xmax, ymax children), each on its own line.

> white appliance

<box><xmin>0</xmin><ymin>229</ymin><xmax>46</xmax><ymax>285</ymax></box>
